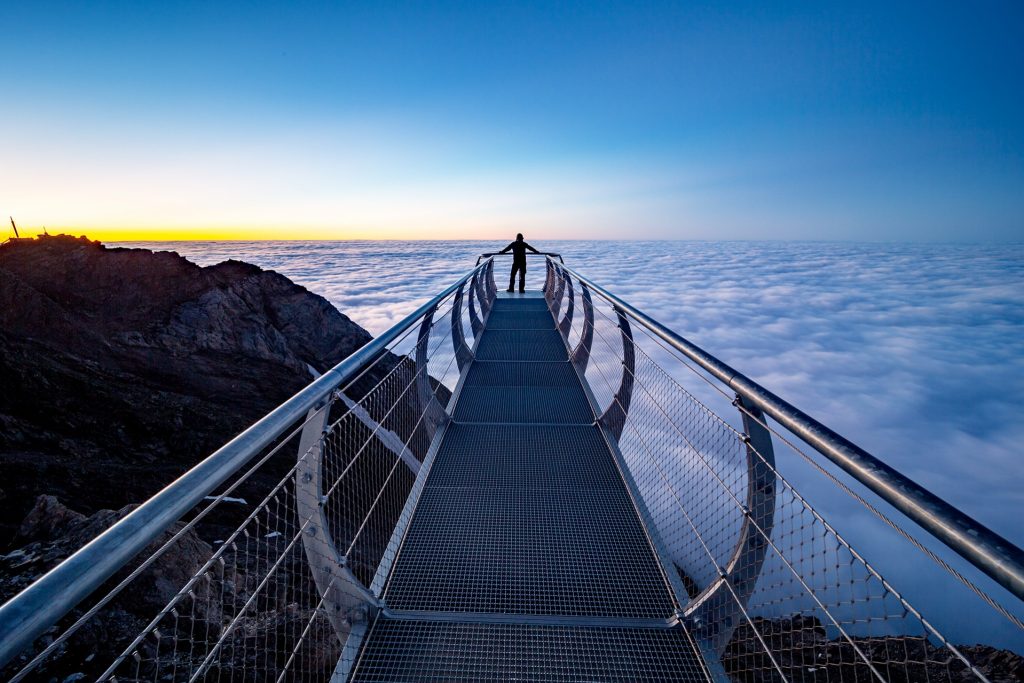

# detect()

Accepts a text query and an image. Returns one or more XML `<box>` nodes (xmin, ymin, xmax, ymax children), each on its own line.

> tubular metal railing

<box><xmin>0</xmin><ymin>253</ymin><xmax>1020</xmax><ymax>682</ymax></box>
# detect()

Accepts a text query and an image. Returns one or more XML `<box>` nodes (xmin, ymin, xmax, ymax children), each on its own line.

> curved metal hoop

<box><xmin>450</xmin><ymin>282</ymin><xmax>474</xmax><ymax>372</ymax></box>
<box><xmin>468</xmin><ymin>272</ymin><xmax>482</xmax><ymax>336</ymax></box>
<box><xmin>414</xmin><ymin>303</ymin><xmax>448</xmax><ymax>441</ymax></box>
<box><xmin>475</xmin><ymin>266</ymin><xmax>491</xmax><ymax>319</ymax></box>
<box><xmin>598</xmin><ymin>307</ymin><xmax>635</xmax><ymax>441</ymax></box>
<box><xmin>683</xmin><ymin>395</ymin><xmax>777</xmax><ymax>661</ymax></box>
<box><xmin>295</xmin><ymin>402</ymin><xmax>379</xmax><ymax>643</ymax></box>
<box><xmin>570</xmin><ymin>282</ymin><xmax>595</xmax><ymax>372</ymax></box>
<box><xmin>550</xmin><ymin>266</ymin><xmax>567</xmax><ymax>319</ymax></box>
<box><xmin>558</xmin><ymin>273</ymin><xmax>575</xmax><ymax>339</ymax></box>
<box><xmin>485</xmin><ymin>259</ymin><xmax>497</xmax><ymax>301</ymax></box>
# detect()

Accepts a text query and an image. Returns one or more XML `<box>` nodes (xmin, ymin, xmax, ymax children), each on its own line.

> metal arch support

<box><xmin>683</xmin><ymin>394</ymin><xmax>777</xmax><ymax>661</ymax></box>
<box><xmin>570</xmin><ymin>282</ymin><xmax>595</xmax><ymax>372</ymax></box>
<box><xmin>550</xmin><ymin>265</ymin><xmax>567</xmax><ymax>319</ymax></box>
<box><xmin>450</xmin><ymin>282</ymin><xmax>474</xmax><ymax>372</ymax></box>
<box><xmin>558</xmin><ymin>272</ymin><xmax>575</xmax><ymax>339</ymax></box>
<box><xmin>598</xmin><ymin>307</ymin><xmax>636</xmax><ymax>442</ymax></box>
<box><xmin>468</xmin><ymin>272</ymin><xmax>483</xmax><ymax>336</ymax></box>
<box><xmin>414</xmin><ymin>303</ymin><xmax>448</xmax><ymax>441</ymax></box>
<box><xmin>485</xmin><ymin>259</ymin><xmax>497</xmax><ymax>302</ymax></box>
<box><xmin>474</xmin><ymin>266</ymin><xmax>491</xmax><ymax>318</ymax></box>
<box><xmin>295</xmin><ymin>402</ymin><xmax>379</xmax><ymax>645</ymax></box>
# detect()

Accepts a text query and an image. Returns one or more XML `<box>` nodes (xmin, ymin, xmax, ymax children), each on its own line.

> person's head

<box><xmin>516</xmin><ymin>233</ymin><xmax>523</xmax><ymax>241</ymax></box>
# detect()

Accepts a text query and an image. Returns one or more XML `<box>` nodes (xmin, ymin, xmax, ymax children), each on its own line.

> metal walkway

<box><xmin>351</xmin><ymin>292</ymin><xmax>703</xmax><ymax>681</ymax></box>
<box><xmin>2</xmin><ymin>253</ymin><xmax>1022</xmax><ymax>683</ymax></box>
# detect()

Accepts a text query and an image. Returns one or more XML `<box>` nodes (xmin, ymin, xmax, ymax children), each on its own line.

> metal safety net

<box><xmin>546</xmin><ymin>258</ymin><xmax>1022</xmax><ymax>683</ymax></box>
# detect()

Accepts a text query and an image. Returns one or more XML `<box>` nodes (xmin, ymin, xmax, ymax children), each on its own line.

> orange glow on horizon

<box><xmin>6</xmin><ymin>224</ymin><xmax>514</xmax><ymax>243</ymax></box>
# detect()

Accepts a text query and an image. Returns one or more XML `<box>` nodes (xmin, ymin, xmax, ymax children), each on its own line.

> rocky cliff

<box><xmin>0</xmin><ymin>234</ymin><xmax>373</xmax><ymax>549</ymax></box>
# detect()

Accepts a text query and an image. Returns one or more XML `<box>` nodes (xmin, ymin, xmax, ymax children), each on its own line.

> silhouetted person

<box><xmin>499</xmin><ymin>233</ymin><xmax>539</xmax><ymax>293</ymax></box>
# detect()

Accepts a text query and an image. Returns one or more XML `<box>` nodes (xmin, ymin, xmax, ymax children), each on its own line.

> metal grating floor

<box><xmin>425</xmin><ymin>425</ymin><xmax>623</xmax><ymax>489</ymax></box>
<box><xmin>491</xmin><ymin>295</ymin><xmax>550</xmax><ymax>309</ymax></box>
<box><xmin>453</xmin><ymin>362</ymin><xmax>593</xmax><ymax>423</ymax></box>
<box><xmin>351</xmin><ymin>290</ymin><xmax>702</xmax><ymax>680</ymax></box>
<box><xmin>475</xmin><ymin>329</ymin><xmax>568</xmax><ymax>361</ymax></box>
<box><xmin>382</xmin><ymin>484</ymin><xmax>677</xmax><ymax>616</ymax></box>
<box><xmin>485</xmin><ymin>309</ymin><xmax>556</xmax><ymax>329</ymax></box>
<box><xmin>463</xmin><ymin>361</ymin><xmax>581</xmax><ymax>387</ymax></box>
<box><xmin>452</xmin><ymin>386</ymin><xmax>593</xmax><ymax>423</ymax></box>
<box><xmin>351</xmin><ymin>620</ymin><xmax>706</xmax><ymax>682</ymax></box>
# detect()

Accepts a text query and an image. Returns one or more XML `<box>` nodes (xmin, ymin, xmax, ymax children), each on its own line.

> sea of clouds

<box><xmin>118</xmin><ymin>239</ymin><xmax>1024</xmax><ymax>649</ymax></box>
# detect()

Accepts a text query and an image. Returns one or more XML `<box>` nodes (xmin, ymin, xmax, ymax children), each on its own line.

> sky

<box><xmin>2</xmin><ymin>0</ymin><xmax>1023</xmax><ymax>241</ymax></box>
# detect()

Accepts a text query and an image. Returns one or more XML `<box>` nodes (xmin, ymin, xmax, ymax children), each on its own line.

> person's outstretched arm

<box><xmin>498</xmin><ymin>242</ymin><xmax>515</xmax><ymax>254</ymax></box>
<box><xmin>524</xmin><ymin>242</ymin><xmax>540</xmax><ymax>254</ymax></box>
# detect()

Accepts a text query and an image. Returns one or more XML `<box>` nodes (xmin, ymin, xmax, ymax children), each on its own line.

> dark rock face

<box><xmin>0</xmin><ymin>235</ymin><xmax>372</xmax><ymax>550</ymax></box>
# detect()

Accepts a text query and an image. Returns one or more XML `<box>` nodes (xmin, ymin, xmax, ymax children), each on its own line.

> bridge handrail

<box><xmin>477</xmin><ymin>251</ymin><xmax>563</xmax><ymax>264</ymax></box>
<box><xmin>0</xmin><ymin>258</ymin><xmax>493</xmax><ymax>670</ymax></box>
<box><xmin>556</xmin><ymin>259</ymin><xmax>1024</xmax><ymax>604</ymax></box>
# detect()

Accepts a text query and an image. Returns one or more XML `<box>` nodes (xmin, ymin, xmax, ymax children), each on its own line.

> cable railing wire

<box><xmin>544</xmin><ymin>260</ymin><xmax>1019</xmax><ymax>682</ymax></box>
<box><xmin>571</xmin><ymin>263</ymin><xmax>1024</xmax><ymax>634</ymax></box>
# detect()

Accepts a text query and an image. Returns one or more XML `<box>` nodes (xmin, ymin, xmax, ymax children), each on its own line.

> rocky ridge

<box><xmin>0</xmin><ymin>234</ymin><xmax>373</xmax><ymax>548</ymax></box>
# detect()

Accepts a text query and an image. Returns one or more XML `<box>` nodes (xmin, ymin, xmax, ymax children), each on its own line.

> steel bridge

<box><xmin>1</xmin><ymin>253</ymin><xmax>1022</xmax><ymax>682</ymax></box>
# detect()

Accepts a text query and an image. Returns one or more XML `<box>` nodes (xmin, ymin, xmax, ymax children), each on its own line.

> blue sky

<box><xmin>2</xmin><ymin>0</ymin><xmax>1023</xmax><ymax>239</ymax></box>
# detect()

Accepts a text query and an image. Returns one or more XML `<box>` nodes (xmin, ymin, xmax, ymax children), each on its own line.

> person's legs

<box><xmin>507</xmin><ymin>264</ymin><xmax>519</xmax><ymax>292</ymax></box>
<box><xmin>518</xmin><ymin>264</ymin><xmax>526</xmax><ymax>292</ymax></box>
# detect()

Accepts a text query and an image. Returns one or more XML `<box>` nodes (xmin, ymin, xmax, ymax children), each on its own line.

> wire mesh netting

<box><xmin>547</xmin><ymin>261</ymin><xmax>1020</xmax><ymax>683</ymax></box>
